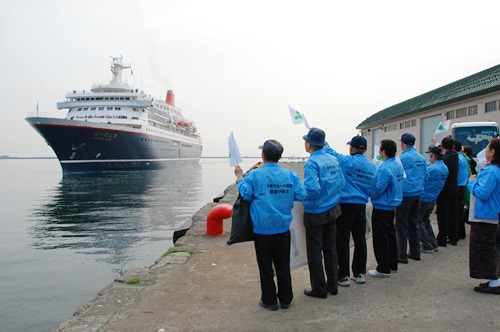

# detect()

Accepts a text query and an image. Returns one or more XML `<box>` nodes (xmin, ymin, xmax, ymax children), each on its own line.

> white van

<box><xmin>451</xmin><ymin>121</ymin><xmax>499</xmax><ymax>157</ymax></box>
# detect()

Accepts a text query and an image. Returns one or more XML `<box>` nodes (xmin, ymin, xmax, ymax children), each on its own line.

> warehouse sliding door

<box><xmin>420</xmin><ymin>114</ymin><xmax>442</xmax><ymax>154</ymax></box>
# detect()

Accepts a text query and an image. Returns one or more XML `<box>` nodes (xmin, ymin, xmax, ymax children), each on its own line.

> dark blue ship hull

<box><xmin>26</xmin><ymin>118</ymin><xmax>202</xmax><ymax>174</ymax></box>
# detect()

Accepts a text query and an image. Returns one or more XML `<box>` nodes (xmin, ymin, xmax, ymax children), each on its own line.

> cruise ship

<box><xmin>26</xmin><ymin>56</ymin><xmax>202</xmax><ymax>174</ymax></box>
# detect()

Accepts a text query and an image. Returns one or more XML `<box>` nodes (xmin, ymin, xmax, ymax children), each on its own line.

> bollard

<box><xmin>206</xmin><ymin>204</ymin><xmax>233</xmax><ymax>236</ymax></box>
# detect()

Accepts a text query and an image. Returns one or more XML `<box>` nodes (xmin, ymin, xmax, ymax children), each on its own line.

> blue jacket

<box><xmin>467</xmin><ymin>164</ymin><xmax>500</xmax><ymax>221</ymax></box>
<box><xmin>303</xmin><ymin>149</ymin><xmax>345</xmax><ymax>213</ymax></box>
<box><xmin>324</xmin><ymin>146</ymin><xmax>376</xmax><ymax>204</ymax></box>
<box><xmin>399</xmin><ymin>147</ymin><xmax>427</xmax><ymax>196</ymax></box>
<box><xmin>421</xmin><ymin>160</ymin><xmax>449</xmax><ymax>203</ymax></box>
<box><xmin>371</xmin><ymin>158</ymin><xmax>404</xmax><ymax>211</ymax></box>
<box><xmin>238</xmin><ymin>163</ymin><xmax>306</xmax><ymax>235</ymax></box>
<box><xmin>457</xmin><ymin>152</ymin><xmax>469</xmax><ymax>186</ymax></box>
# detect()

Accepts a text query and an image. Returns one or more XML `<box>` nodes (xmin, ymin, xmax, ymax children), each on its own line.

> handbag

<box><xmin>227</xmin><ymin>194</ymin><xmax>255</xmax><ymax>245</ymax></box>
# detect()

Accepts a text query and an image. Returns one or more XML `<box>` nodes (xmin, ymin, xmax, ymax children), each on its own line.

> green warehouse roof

<box><xmin>357</xmin><ymin>64</ymin><xmax>500</xmax><ymax>129</ymax></box>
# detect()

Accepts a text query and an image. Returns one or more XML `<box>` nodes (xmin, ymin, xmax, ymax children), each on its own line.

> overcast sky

<box><xmin>1</xmin><ymin>0</ymin><xmax>500</xmax><ymax>158</ymax></box>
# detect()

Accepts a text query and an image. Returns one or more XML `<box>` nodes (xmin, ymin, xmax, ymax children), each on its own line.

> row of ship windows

<box><xmin>72</xmin><ymin>115</ymin><xmax>133</xmax><ymax>120</ymax></box>
<box><xmin>72</xmin><ymin>97</ymin><xmax>131</xmax><ymax>101</ymax></box>
<box><xmin>74</xmin><ymin>107</ymin><xmax>144</xmax><ymax>112</ymax></box>
<box><xmin>139</xmin><ymin>137</ymin><xmax>194</xmax><ymax>148</ymax></box>
<box><xmin>141</xmin><ymin>137</ymin><xmax>171</xmax><ymax>144</ymax></box>
<box><xmin>77</xmin><ymin>107</ymin><xmax>121</xmax><ymax>111</ymax></box>
<box><xmin>154</xmin><ymin>104</ymin><xmax>172</xmax><ymax>111</ymax></box>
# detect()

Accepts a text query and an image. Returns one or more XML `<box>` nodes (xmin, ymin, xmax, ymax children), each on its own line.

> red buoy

<box><xmin>206</xmin><ymin>204</ymin><xmax>233</xmax><ymax>236</ymax></box>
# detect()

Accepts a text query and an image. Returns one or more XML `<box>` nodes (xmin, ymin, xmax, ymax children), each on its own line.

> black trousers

<box><xmin>436</xmin><ymin>186</ymin><xmax>459</xmax><ymax>246</ymax></box>
<box><xmin>396</xmin><ymin>196</ymin><xmax>421</xmax><ymax>258</ymax></box>
<box><xmin>254</xmin><ymin>231</ymin><xmax>293</xmax><ymax>306</ymax></box>
<box><xmin>372</xmin><ymin>209</ymin><xmax>398</xmax><ymax>274</ymax></box>
<box><xmin>337</xmin><ymin>203</ymin><xmax>367</xmax><ymax>278</ymax></box>
<box><xmin>305</xmin><ymin>219</ymin><xmax>338</xmax><ymax>294</ymax></box>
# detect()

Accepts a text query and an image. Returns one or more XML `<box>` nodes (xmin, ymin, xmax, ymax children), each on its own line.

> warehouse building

<box><xmin>357</xmin><ymin>64</ymin><xmax>500</xmax><ymax>157</ymax></box>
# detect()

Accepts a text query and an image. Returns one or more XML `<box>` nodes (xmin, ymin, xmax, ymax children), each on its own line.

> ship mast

<box><xmin>110</xmin><ymin>56</ymin><xmax>131</xmax><ymax>85</ymax></box>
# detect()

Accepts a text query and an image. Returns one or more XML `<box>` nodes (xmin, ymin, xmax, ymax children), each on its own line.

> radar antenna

<box><xmin>109</xmin><ymin>56</ymin><xmax>131</xmax><ymax>84</ymax></box>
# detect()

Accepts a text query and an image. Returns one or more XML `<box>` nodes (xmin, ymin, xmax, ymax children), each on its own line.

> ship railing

<box><xmin>147</xmin><ymin>120</ymin><xmax>200</xmax><ymax>139</ymax></box>
<box><xmin>26</xmin><ymin>112</ymin><xmax>48</xmax><ymax>118</ymax></box>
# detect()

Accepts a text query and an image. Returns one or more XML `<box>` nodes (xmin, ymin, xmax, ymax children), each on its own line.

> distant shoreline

<box><xmin>0</xmin><ymin>156</ymin><xmax>57</xmax><ymax>160</ymax></box>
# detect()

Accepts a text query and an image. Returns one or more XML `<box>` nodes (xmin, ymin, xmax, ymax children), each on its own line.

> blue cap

<box><xmin>400</xmin><ymin>133</ymin><xmax>416</xmax><ymax>145</ymax></box>
<box><xmin>303</xmin><ymin>128</ymin><xmax>327</xmax><ymax>146</ymax></box>
<box><xmin>347</xmin><ymin>136</ymin><xmax>367</xmax><ymax>149</ymax></box>
<box><xmin>259</xmin><ymin>139</ymin><xmax>284</xmax><ymax>156</ymax></box>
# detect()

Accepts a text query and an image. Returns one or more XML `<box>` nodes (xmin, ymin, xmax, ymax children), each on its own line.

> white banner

<box><xmin>228</xmin><ymin>132</ymin><xmax>243</xmax><ymax>167</ymax></box>
<box><xmin>289</xmin><ymin>202</ymin><xmax>307</xmax><ymax>270</ymax></box>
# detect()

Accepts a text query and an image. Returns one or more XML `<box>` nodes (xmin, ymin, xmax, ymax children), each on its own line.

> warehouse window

<box><xmin>446</xmin><ymin>110</ymin><xmax>455</xmax><ymax>120</ymax></box>
<box><xmin>468</xmin><ymin>105</ymin><xmax>478</xmax><ymax>116</ymax></box>
<box><xmin>485</xmin><ymin>101</ymin><xmax>497</xmax><ymax>113</ymax></box>
<box><xmin>400</xmin><ymin>120</ymin><xmax>416</xmax><ymax>129</ymax></box>
<box><xmin>456</xmin><ymin>108</ymin><xmax>466</xmax><ymax>118</ymax></box>
<box><xmin>384</xmin><ymin>124</ymin><xmax>398</xmax><ymax>132</ymax></box>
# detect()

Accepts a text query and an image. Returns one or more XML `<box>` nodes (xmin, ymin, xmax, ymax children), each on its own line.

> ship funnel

<box><xmin>166</xmin><ymin>90</ymin><xmax>175</xmax><ymax>107</ymax></box>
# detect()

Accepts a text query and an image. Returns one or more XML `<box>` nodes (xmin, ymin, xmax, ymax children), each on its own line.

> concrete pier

<box><xmin>55</xmin><ymin>162</ymin><xmax>499</xmax><ymax>332</ymax></box>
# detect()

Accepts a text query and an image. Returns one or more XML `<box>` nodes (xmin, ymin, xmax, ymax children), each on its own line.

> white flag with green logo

<box><xmin>434</xmin><ymin>120</ymin><xmax>451</xmax><ymax>135</ymax></box>
<box><xmin>288</xmin><ymin>105</ymin><xmax>311</xmax><ymax>129</ymax></box>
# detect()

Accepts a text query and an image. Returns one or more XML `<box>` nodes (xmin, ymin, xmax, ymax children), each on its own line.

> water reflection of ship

<box><xmin>29</xmin><ymin>163</ymin><xmax>203</xmax><ymax>268</ymax></box>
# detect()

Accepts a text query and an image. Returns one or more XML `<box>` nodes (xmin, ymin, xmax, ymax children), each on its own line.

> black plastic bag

<box><xmin>227</xmin><ymin>194</ymin><xmax>254</xmax><ymax>245</ymax></box>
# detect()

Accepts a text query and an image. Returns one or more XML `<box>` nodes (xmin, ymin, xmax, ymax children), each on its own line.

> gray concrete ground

<box><xmin>56</xmin><ymin>162</ymin><xmax>499</xmax><ymax>332</ymax></box>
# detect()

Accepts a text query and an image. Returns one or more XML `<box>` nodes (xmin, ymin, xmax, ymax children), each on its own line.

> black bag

<box><xmin>227</xmin><ymin>194</ymin><xmax>254</xmax><ymax>245</ymax></box>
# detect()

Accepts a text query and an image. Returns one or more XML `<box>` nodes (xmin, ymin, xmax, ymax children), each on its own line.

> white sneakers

<box><xmin>339</xmin><ymin>276</ymin><xmax>350</xmax><ymax>287</ymax></box>
<box><xmin>368</xmin><ymin>269</ymin><xmax>390</xmax><ymax>278</ymax></box>
<box><xmin>340</xmin><ymin>274</ymin><xmax>366</xmax><ymax>286</ymax></box>
<box><xmin>421</xmin><ymin>248</ymin><xmax>439</xmax><ymax>254</ymax></box>
<box><xmin>351</xmin><ymin>273</ymin><xmax>366</xmax><ymax>284</ymax></box>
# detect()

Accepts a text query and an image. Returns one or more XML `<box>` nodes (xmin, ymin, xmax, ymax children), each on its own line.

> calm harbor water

<box><xmin>0</xmin><ymin>158</ymin><xmax>259</xmax><ymax>332</ymax></box>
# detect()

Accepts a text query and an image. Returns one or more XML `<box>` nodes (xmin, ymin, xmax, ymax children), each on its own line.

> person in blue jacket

<box><xmin>396</xmin><ymin>133</ymin><xmax>427</xmax><ymax>263</ymax></box>
<box><xmin>369</xmin><ymin>139</ymin><xmax>404</xmax><ymax>278</ymax></box>
<box><xmin>302</xmin><ymin>128</ymin><xmax>345</xmax><ymax>298</ymax></box>
<box><xmin>324</xmin><ymin>136</ymin><xmax>376</xmax><ymax>286</ymax></box>
<box><xmin>467</xmin><ymin>138</ymin><xmax>500</xmax><ymax>295</ymax></box>
<box><xmin>419</xmin><ymin>147</ymin><xmax>449</xmax><ymax>253</ymax></box>
<box><xmin>455</xmin><ymin>140</ymin><xmax>470</xmax><ymax>240</ymax></box>
<box><xmin>235</xmin><ymin>139</ymin><xmax>306</xmax><ymax>310</ymax></box>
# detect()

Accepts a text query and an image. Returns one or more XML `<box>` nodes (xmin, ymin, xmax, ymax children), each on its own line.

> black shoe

<box><xmin>280</xmin><ymin>302</ymin><xmax>290</xmax><ymax>309</ymax></box>
<box><xmin>303</xmin><ymin>289</ymin><xmax>327</xmax><ymax>299</ymax></box>
<box><xmin>408</xmin><ymin>255</ymin><xmax>421</xmax><ymax>261</ymax></box>
<box><xmin>259</xmin><ymin>301</ymin><xmax>279</xmax><ymax>311</ymax></box>
<box><xmin>328</xmin><ymin>288</ymin><xmax>338</xmax><ymax>296</ymax></box>
<box><xmin>447</xmin><ymin>240</ymin><xmax>457</xmax><ymax>246</ymax></box>
<box><xmin>438</xmin><ymin>243</ymin><xmax>447</xmax><ymax>247</ymax></box>
<box><xmin>398</xmin><ymin>256</ymin><xmax>409</xmax><ymax>264</ymax></box>
<box><xmin>473</xmin><ymin>283</ymin><xmax>500</xmax><ymax>295</ymax></box>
